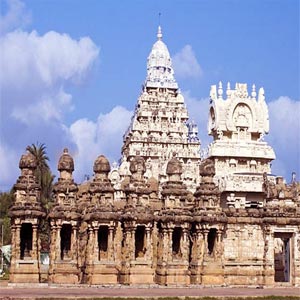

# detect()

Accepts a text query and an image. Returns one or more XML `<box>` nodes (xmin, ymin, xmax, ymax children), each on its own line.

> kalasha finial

<box><xmin>218</xmin><ymin>81</ymin><xmax>223</xmax><ymax>98</ymax></box>
<box><xmin>157</xmin><ymin>25</ymin><xmax>162</xmax><ymax>41</ymax></box>
<box><xmin>251</xmin><ymin>84</ymin><xmax>257</xmax><ymax>99</ymax></box>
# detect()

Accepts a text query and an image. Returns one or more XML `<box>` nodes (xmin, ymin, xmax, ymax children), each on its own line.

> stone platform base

<box><xmin>86</xmin><ymin>264</ymin><xmax>119</xmax><ymax>284</ymax></box>
<box><xmin>10</xmin><ymin>260</ymin><xmax>41</xmax><ymax>283</ymax></box>
<box><xmin>120</xmin><ymin>263</ymin><xmax>154</xmax><ymax>284</ymax></box>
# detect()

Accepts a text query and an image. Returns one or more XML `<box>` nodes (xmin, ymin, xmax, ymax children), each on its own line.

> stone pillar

<box><xmin>162</xmin><ymin>227</ymin><xmax>169</xmax><ymax>262</ymax></box>
<box><xmin>202</xmin><ymin>228</ymin><xmax>209</xmax><ymax>256</ymax></box>
<box><xmin>145</xmin><ymin>226</ymin><xmax>152</xmax><ymax>260</ymax></box>
<box><xmin>115</xmin><ymin>222</ymin><xmax>122</xmax><ymax>263</ymax></box>
<box><xmin>130</xmin><ymin>227</ymin><xmax>135</xmax><ymax>260</ymax></box>
<box><xmin>167</xmin><ymin>228</ymin><xmax>173</xmax><ymax>262</ymax></box>
<box><xmin>49</xmin><ymin>226</ymin><xmax>57</xmax><ymax>275</ymax></box>
<box><xmin>182</xmin><ymin>227</ymin><xmax>189</xmax><ymax>261</ymax></box>
<box><xmin>108</xmin><ymin>226</ymin><xmax>114</xmax><ymax>261</ymax></box>
<box><xmin>87</xmin><ymin>227</ymin><xmax>94</xmax><ymax>265</ymax></box>
<box><xmin>72</xmin><ymin>225</ymin><xmax>77</xmax><ymax>261</ymax></box>
<box><xmin>32</xmin><ymin>225</ymin><xmax>38</xmax><ymax>259</ymax></box>
<box><xmin>294</xmin><ymin>229</ymin><xmax>300</xmax><ymax>286</ymax></box>
<box><xmin>16</xmin><ymin>224</ymin><xmax>21</xmax><ymax>259</ymax></box>
<box><xmin>214</xmin><ymin>230</ymin><xmax>223</xmax><ymax>261</ymax></box>
<box><xmin>93</xmin><ymin>226</ymin><xmax>99</xmax><ymax>261</ymax></box>
<box><xmin>263</xmin><ymin>227</ymin><xmax>274</xmax><ymax>285</ymax></box>
<box><xmin>56</xmin><ymin>225</ymin><xmax>61</xmax><ymax>260</ymax></box>
<box><xmin>152</xmin><ymin>222</ymin><xmax>158</xmax><ymax>267</ymax></box>
<box><xmin>10</xmin><ymin>225</ymin><xmax>17</xmax><ymax>265</ymax></box>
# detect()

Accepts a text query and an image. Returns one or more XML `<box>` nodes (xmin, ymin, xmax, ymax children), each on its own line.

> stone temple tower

<box><xmin>121</xmin><ymin>26</ymin><xmax>200</xmax><ymax>191</ymax></box>
<box><xmin>9</xmin><ymin>151</ymin><xmax>45</xmax><ymax>283</ymax></box>
<box><xmin>207</xmin><ymin>82</ymin><xmax>276</xmax><ymax>208</ymax></box>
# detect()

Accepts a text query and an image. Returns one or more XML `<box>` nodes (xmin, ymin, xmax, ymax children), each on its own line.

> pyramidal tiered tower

<box><xmin>120</xmin><ymin>26</ymin><xmax>200</xmax><ymax>191</ymax></box>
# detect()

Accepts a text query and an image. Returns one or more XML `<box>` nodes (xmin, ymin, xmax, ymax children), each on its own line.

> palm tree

<box><xmin>26</xmin><ymin>143</ymin><xmax>55</xmax><ymax>251</ymax></box>
<box><xmin>26</xmin><ymin>142</ymin><xmax>54</xmax><ymax>210</ymax></box>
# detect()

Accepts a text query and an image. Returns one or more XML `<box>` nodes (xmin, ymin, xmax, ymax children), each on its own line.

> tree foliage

<box><xmin>0</xmin><ymin>191</ymin><xmax>13</xmax><ymax>245</ymax></box>
<box><xmin>26</xmin><ymin>142</ymin><xmax>55</xmax><ymax>212</ymax></box>
<box><xmin>26</xmin><ymin>143</ymin><xmax>55</xmax><ymax>251</ymax></box>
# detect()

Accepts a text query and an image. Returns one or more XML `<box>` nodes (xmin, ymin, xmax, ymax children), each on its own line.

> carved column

<box><xmin>182</xmin><ymin>227</ymin><xmax>190</xmax><ymax>261</ymax></box>
<box><xmin>115</xmin><ymin>221</ymin><xmax>122</xmax><ymax>263</ymax></box>
<box><xmin>32</xmin><ymin>225</ymin><xmax>38</xmax><ymax>259</ymax></box>
<box><xmin>86</xmin><ymin>227</ymin><xmax>94</xmax><ymax>265</ymax></box>
<box><xmin>162</xmin><ymin>227</ymin><xmax>169</xmax><ymax>262</ymax></box>
<box><xmin>93</xmin><ymin>226</ymin><xmax>99</xmax><ymax>261</ymax></box>
<box><xmin>195</xmin><ymin>228</ymin><xmax>204</xmax><ymax>261</ymax></box>
<box><xmin>71</xmin><ymin>225</ymin><xmax>77</xmax><ymax>261</ymax></box>
<box><xmin>56</xmin><ymin>225</ymin><xmax>61</xmax><ymax>260</ymax></box>
<box><xmin>145</xmin><ymin>226</ymin><xmax>152</xmax><ymax>260</ymax></box>
<box><xmin>152</xmin><ymin>222</ymin><xmax>158</xmax><ymax>267</ymax></box>
<box><xmin>130</xmin><ymin>227</ymin><xmax>136</xmax><ymax>260</ymax></box>
<box><xmin>202</xmin><ymin>228</ymin><xmax>209</xmax><ymax>256</ymax></box>
<box><xmin>49</xmin><ymin>226</ymin><xmax>57</xmax><ymax>275</ymax></box>
<box><xmin>15</xmin><ymin>224</ymin><xmax>21</xmax><ymax>259</ymax></box>
<box><xmin>108</xmin><ymin>226</ymin><xmax>114</xmax><ymax>261</ymax></box>
<box><xmin>10</xmin><ymin>225</ymin><xmax>17</xmax><ymax>265</ymax></box>
<box><xmin>167</xmin><ymin>227</ymin><xmax>173</xmax><ymax>262</ymax></box>
<box><xmin>263</xmin><ymin>226</ymin><xmax>274</xmax><ymax>285</ymax></box>
<box><xmin>213</xmin><ymin>229</ymin><xmax>224</xmax><ymax>261</ymax></box>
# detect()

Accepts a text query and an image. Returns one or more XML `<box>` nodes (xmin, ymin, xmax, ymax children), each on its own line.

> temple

<box><xmin>9</xmin><ymin>27</ymin><xmax>300</xmax><ymax>286</ymax></box>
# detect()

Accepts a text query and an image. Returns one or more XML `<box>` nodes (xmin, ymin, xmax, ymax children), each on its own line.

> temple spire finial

<box><xmin>157</xmin><ymin>25</ymin><xmax>162</xmax><ymax>41</ymax></box>
<box><xmin>157</xmin><ymin>12</ymin><xmax>162</xmax><ymax>40</ymax></box>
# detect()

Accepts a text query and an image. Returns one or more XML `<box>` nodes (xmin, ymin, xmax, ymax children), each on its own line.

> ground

<box><xmin>0</xmin><ymin>282</ymin><xmax>299</xmax><ymax>299</ymax></box>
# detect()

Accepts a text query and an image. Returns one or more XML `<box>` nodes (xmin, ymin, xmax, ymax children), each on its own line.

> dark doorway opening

<box><xmin>98</xmin><ymin>226</ymin><xmax>108</xmax><ymax>260</ymax></box>
<box><xmin>172</xmin><ymin>227</ymin><xmax>182</xmax><ymax>258</ymax></box>
<box><xmin>274</xmin><ymin>233</ymin><xmax>291</xmax><ymax>282</ymax></box>
<box><xmin>135</xmin><ymin>225</ymin><xmax>146</xmax><ymax>258</ymax></box>
<box><xmin>207</xmin><ymin>228</ymin><xmax>217</xmax><ymax>255</ymax></box>
<box><xmin>20</xmin><ymin>223</ymin><xmax>32</xmax><ymax>259</ymax></box>
<box><xmin>60</xmin><ymin>224</ymin><xmax>72</xmax><ymax>260</ymax></box>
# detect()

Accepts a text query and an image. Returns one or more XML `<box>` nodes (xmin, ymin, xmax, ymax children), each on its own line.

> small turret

<box><xmin>19</xmin><ymin>151</ymin><xmax>37</xmax><ymax>177</ymax></box>
<box><xmin>94</xmin><ymin>155</ymin><xmax>111</xmax><ymax>180</ymax></box>
<box><xmin>58</xmin><ymin>148</ymin><xmax>74</xmax><ymax>180</ymax></box>
<box><xmin>166</xmin><ymin>157</ymin><xmax>182</xmax><ymax>182</ymax></box>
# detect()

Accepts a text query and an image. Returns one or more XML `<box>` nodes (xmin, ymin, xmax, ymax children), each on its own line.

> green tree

<box><xmin>0</xmin><ymin>191</ymin><xmax>13</xmax><ymax>245</ymax></box>
<box><xmin>26</xmin><ymin>143</ymin><xmax>55</xmax><ymax>251</ymax></box>
<box><xmin>26</xmin><ymin>142</ymin><xmax>55</xmax><ymax>211</ymax></box>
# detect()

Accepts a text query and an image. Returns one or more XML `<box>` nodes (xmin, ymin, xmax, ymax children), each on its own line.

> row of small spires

<box><xmin>211</xmin><ymin>82</ymin><xmax>265</xmax><ymax>101</ymax></box>
<box><xmin>18</xmin><ymin>147</ymin><xmax>298</xmax><ymax>185</ymax></box>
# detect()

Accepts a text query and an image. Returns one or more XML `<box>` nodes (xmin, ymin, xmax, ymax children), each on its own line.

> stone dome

<box><xmin>58</xmin><ymin>148</ymin><xmax>74</xmax><ymax>172</ymax></box>
<box><xmin>19</xmin><ymin>151</ymin><xmax>37</xmax><ymax>170</ymax></box>
<box><xmin>94</xmin><ymin>155</ymin><xmax>110</xmax><ymax>174</ymax></box>
<box><xmin>166</xmin><ymin>157</ymin><xmax>182</xmax><ymax>175</ymax></box>
<box><xmin>129</xmin><ymin>156</ymin><xmax>146</xmax><ymax>174</ymax></box>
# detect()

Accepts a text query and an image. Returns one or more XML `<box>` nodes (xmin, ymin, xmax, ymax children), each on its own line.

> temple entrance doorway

<box><xmin>20</xmin><ymin>223</ymin><xmax>33</xmax><ymax>259</ymax></box>
<box><xmin>274</xmin><ymin>233</ymin><xmax>292</xmax><ymax>282</ymax></box>
<box><xmin>60</xmin><ymin>224</ymin><xmax>72</xmax><ymax>260</ymax></box>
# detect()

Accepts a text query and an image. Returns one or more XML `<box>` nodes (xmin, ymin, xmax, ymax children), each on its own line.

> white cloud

<box><xmin>0</xmin><ymin>30</ymin><xmax>99</xmax><ymax>123</ymax></box>
<box><xmin>266</xmin><ymin>96</ymin><xmax>300</xmax><ymax>179</ymax></box>
<box><xmin>172</xmin><ymin>45</ymin><xmax>203</xmax><ymax>79</ymax></box>
<box><xmin>0</xmin><ymin>1</ymin><xmax>100</xmax><ymax>190</ymax></box>
<box><xmin>69</xmin><ymin>106</ymin><xmax>132</xmax><ymax>181</ymax></box>
<box><xmin>0</xmin><ymin>143</ymin><xmax>19</xmax><ymax>191</ymax></box>
<box><xmin>0</xmin><ymin>0</ymin><xmax>31</xmax><ymax>35</ymax></box>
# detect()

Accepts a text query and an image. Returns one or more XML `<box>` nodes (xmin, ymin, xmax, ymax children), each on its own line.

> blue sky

<box><xmin>0</xmin><ymin>0</ymin><xmax>299</xmax><ymax>190</ymax></box>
